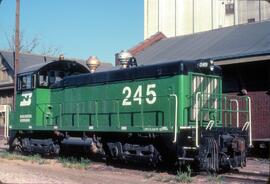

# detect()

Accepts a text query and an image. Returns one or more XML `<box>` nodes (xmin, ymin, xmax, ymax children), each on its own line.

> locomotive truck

<box><xmin>8</xmin><ymin>52</ymin><xmax>252</xmax><ymax>172</ymax></box>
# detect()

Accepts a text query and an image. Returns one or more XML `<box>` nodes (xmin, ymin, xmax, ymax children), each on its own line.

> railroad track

<box><xmin>0</xmin><ymin>141</ymin><xmax>269</xmax><ymax>184</ymax></box>
<box><xmin>221</xmin><ymin>170</ymin><xmax>269</xmax><ymax>183</ymax></box>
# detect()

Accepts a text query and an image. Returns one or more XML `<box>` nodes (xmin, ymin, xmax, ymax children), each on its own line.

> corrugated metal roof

<box><xmin>0</xmin><ymin>51</ymin><xmax>56</xmax><ymax>72</ymax></box>
<box><xmin>135</xmin><ymin>21</ymin><xmax>270</xmax><ymax>65</ymax></box>
<box><xmin>0</xmin><ymin>51</ymin><xmax>114</xmax><ymax>73</ymax></box>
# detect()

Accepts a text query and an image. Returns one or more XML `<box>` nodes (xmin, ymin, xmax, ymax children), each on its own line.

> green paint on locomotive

<box><xmin>11</xmin><ymin>89</ymin><xmax>51</xmax><ymax>130</ymax></box>
<box><xmin>10</xmin><ymin>69</ymin><xmax>222</xmax><ymax>133</ymax></box>
<box><xmin>50</xmin><ymin>75</ymin><xmax>184</xmax><ymax>132</ymax></box>
<box><xmin>9</xmin><ymin>60</ymin><xmax>90</xmax><ymax>132</ymax></box>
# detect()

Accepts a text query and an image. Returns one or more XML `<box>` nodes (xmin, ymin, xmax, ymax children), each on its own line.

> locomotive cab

<box><xmin>18</xmin><ymin>60</ymin><xmax>89</xmax><ymax>90</ymax></box>
<box><xmin>10</xmin><ymin>60</ymin><xmax>89</xmax><ymax>139</ymax></box>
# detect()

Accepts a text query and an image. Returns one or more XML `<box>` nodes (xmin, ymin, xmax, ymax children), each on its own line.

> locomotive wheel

<box><xmin>199</xmin><ymin>137</ymin><xmax>219</xmax><ymax>173</ymax></box>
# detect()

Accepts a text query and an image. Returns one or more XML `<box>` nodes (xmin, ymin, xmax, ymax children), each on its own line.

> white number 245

<box><xmin>122</xmin><ymin>84</ymin><xmax>157</xmax><ymax>106</ymax></box>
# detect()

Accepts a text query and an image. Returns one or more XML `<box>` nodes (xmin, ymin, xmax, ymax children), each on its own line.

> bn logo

<box><xmin>20</xmin><ymin>92</ymin><xmax>32</xmax><ymax>107</ymax></box>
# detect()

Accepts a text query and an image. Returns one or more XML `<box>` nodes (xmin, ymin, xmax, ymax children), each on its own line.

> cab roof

<box><xmin>18</xmin><ymin>60</ymin><xmax>89</xmax><ymax>75</ymax></box>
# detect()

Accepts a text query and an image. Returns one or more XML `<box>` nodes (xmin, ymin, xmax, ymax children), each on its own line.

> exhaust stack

<box><xmin>117</xmin><ymin>50</ymin><xmax>137</xmax><ymax>68</ymax></box>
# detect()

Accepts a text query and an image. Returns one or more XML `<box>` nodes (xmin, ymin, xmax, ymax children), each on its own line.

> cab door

<box><xmin>15</xmin><ymin>73</ymin><xmax>36</xmax><ymax>130</ymax></box>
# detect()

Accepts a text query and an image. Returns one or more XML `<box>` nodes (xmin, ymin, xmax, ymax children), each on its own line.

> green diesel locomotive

<box><xmin>8</xmin><ymin>54</ymin><xmax>252</xmax><ymax>172</ymax></box>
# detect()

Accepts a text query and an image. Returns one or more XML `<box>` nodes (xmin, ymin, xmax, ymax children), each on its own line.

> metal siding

<box><xmin>144</xmin><ymin>0</ymin><xmax>270</xmax><ymax>38</ymax></box>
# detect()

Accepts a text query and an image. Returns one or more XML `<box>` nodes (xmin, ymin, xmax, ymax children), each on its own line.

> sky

<box><xmin>0</xmin><ymin>0</ymin><xmax>144</xmax><ymax>64</ymax></box>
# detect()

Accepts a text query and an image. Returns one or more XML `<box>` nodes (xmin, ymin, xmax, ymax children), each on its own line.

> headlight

<box><xmin>210</xmin><ymin>65</ymin><xmax>214</xmax><ymax>71</ymax></box>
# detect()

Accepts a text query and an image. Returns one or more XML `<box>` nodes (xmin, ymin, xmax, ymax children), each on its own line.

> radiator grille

<box><xmin>190</xmin><ymin>74</ymin><xmax>220</xmax><ymax>122</ymax></box>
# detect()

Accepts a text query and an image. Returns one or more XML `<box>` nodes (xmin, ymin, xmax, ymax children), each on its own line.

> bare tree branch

<box><xmin>5</xmin><ymin>29</ymin><xmax>61</xmax><ymax>56</ymax></box>
<box><xmin>24</xmin><ymin>36</ymin><xmax>39</xmax><ymax>53</ymax></box>
<box><xmin>40</xmin><ymin>45</ymin><xmax>61</xmax><ymax>56</ymax></box>
<box><xmin>5</xmin><ymin>30</ymin><xmax>24</xmax><ymax>52</ymax></box>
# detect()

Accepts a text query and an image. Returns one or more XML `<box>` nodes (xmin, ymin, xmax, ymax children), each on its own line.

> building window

<box><xmin>225</xmin><ymin>3</ymin><xmax>234</xmax><ymax>15</ymax></box>
<box><xmin>248</xmin><ymin>18</ymin><xmax>255</xmax><ymax>23</ymax></box>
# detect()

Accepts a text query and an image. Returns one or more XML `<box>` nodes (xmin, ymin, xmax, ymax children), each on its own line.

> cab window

<box><xmin>48</xmin><ymin>71</ymin><xmax>65</xmax><ymax>86</ymax></box>
<box><xmin>18</xmin><ymin>74</ymin><xmax>35</xmax><ymax>90</ymax></box>
<box><xmin>39</xmin><ymin>74</ymin><xmax>48</xmax><ymax>87</ymax></box>
<box><xmin>37</xmin><ymin>70</ymin><xmax>66</xmax><ymax>88</ymax></box>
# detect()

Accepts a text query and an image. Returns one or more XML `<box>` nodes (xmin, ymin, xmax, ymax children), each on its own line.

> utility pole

<box><xmin>14</xmin><ymin>0</ymin><xmax>20</xmax><ymax>110</ymax></box>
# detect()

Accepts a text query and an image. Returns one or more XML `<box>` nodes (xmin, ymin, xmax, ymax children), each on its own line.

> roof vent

<box><xmin>86</xmin><ymin>56</ymin><xmax>101</xmax><ymax>73</ymax></box>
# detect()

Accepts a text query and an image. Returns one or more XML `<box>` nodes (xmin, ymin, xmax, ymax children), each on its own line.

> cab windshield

<box><xmin>18</xmin><ymin>73</ymin><xmax>35</xmax><ymax>91</ymax></box>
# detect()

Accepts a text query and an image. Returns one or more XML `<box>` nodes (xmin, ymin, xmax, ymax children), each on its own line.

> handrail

<box><xmin>242</xmin><ymin>97</ymin><xmax>252</xmax><ymax>147</ymax></box>
<box><xmin>95</xmin><ymin>101</ymin><xmax>99</xmax><ymax>128</ymax></box>
<box><xmin>248</xmin><ymin>97</ymin><xmax>252</xmax><ymax>147</ymax></box>
<box><xmin>59</xmin><ymin>104</ymin><xmax>62</xmax><ymax>127</ymax></box>
<box><xmin>4</xmin><ymin>105</ymin><xmax>11</xmax><ymax>139</ymax></box>
<box><xmin>244</xmin><ymin>97</ymin><xmax>252</xmax><ymax>147</ymax></box>
<box><xmin>190</xmin><ymin>92</ymin><xmax>251</xmax><ymax>147</ymax></box>
<box><xmin>195</xmin><ymin>92</ymin><xmax>202</xmax><ymax>147</ymax></box>
<box><xmin>3</xmin><ymin>110</ymin><xmax>6</xmax><ymax>138</ymax></box>
<box><xmin>229</xmin><ymin>99</ymin><xmax>239</xmax><ymax>127</ymax></box>
<box><xmin>170</xmin><ymin>94</ymin><xmax>178</xmax><ymax>143</ymax></box>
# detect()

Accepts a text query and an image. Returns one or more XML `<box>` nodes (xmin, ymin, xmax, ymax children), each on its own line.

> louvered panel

<box><xmin>190</xmin><ymin>74</ymin><xmax>220</xmax><ymax>124</ymax></box>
